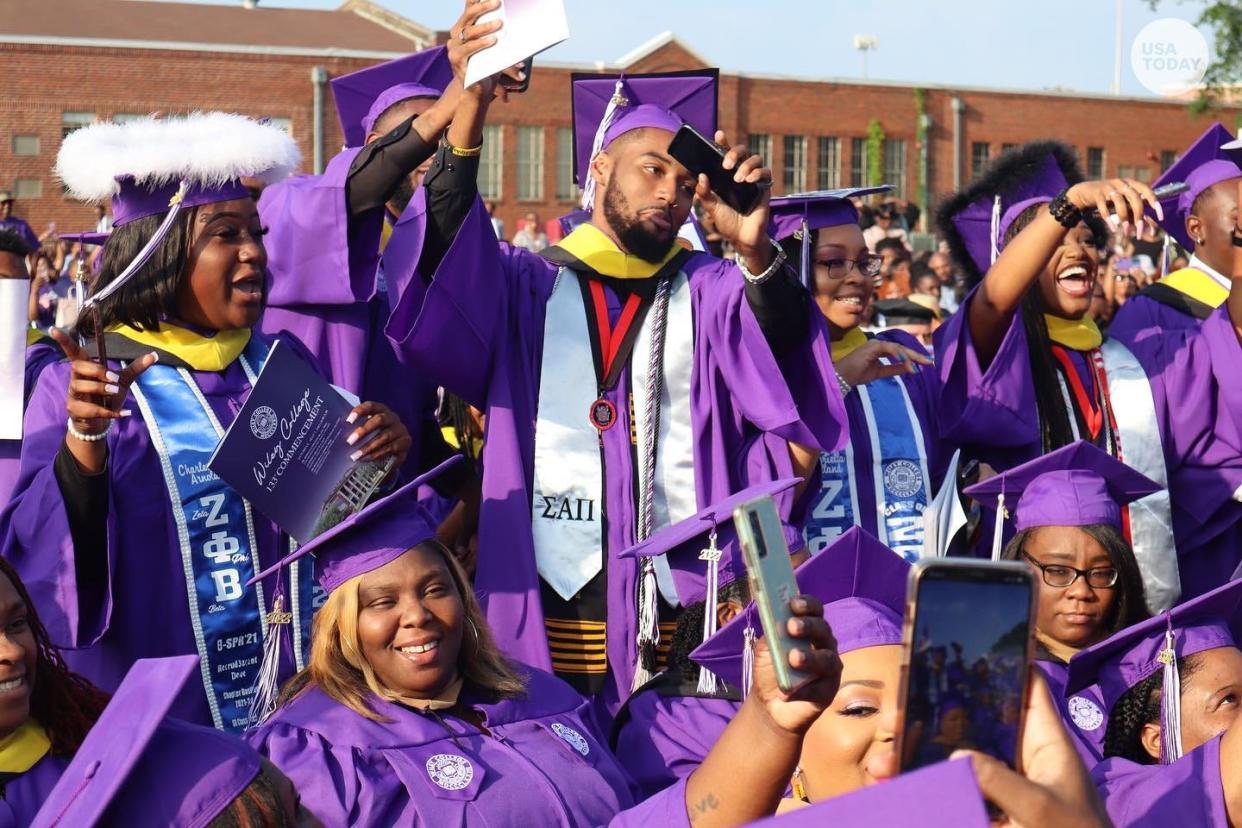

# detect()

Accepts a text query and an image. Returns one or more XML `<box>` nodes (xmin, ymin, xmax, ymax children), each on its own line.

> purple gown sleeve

<box><xmin>693</xmin><ymin>258</ymin><xmax>847</xmax><ymax>454</ymax></box>
<box><xmin>1091</xmin><ymin>734</ymin><xmax>1228</xmax><ymax>828</ymax></box>
<box><xmin>604</xmin><ymin>776</ymin><xmax>690</xmax><ymax>828</ymax></box>
<box><xmin>933</xmin><ymin>285</ymin><xmax>1039</xmax><ymax>449</ymax></box>
<box><xmin>248</xmin><ymin>720</ymin><xmax>382</xmax><ymax>826</ymax></box>
<box><xmin>0</xmin><ymin>362</ymin><xmax>114</xmax><ymax>649</ymax></box>
<box><xmin>612</xmin><ymin>692</ymin><xmax>733</xmax><ymax>799</ymax></box>
<box><xmin>260</xmin><ymin>147</ymin><xmax>383</xmax><ymax>307</ymax></box>
<box><xmin>386</xmin><ymin>196</ymin><xmax>524</xmax><ymax>410</ymax></box>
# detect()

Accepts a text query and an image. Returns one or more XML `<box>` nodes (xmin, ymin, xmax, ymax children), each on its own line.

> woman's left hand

<box><xmin>346</xmin><ymin>402</ymin><xmax>411</xmax><ymax>470</ymax></box>
<box><xmin>835</xmin><ymin>338</ymin><xmax>932</xmax><ymax>387</ymax></box>
<box><xmin>749</xmin><ymin>594</ymin><xmax>843</xmax><ymax>736</ymax></box>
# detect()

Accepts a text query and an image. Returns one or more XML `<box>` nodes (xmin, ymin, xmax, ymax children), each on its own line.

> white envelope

<box><xmin>465</xmin><ymin>0</ymin><xmax>569</xmax><ymax>88</ymax></box>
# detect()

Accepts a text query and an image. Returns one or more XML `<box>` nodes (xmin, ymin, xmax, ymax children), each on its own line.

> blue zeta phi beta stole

<box><xmin>804</xmin><ymin>374</ymin><xmax>931</xmax><ymax>561</ymax></box>
<box><xmin>128</xmin><ymin>335</ymin><xmax>314</xmax><ymax>732</ymax></box>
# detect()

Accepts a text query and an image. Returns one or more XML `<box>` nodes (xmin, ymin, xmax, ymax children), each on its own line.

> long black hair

<box><xmin>1002</xmin><ymin>522</ymin><xmax>1150</xmax><ymax>642</ymax></box>
<box><xmin>79</xmin><ymin>208</ymin><xmax>197</xmax><ymax>336</ymax></box>
<box><xmin>1103</xmin><ymin>653</ymin><xmax>1203</xmax><ymax>764</ymax></box>
<box><xmin>936</xmin><ymin>141</ymin><xmax>1109</xmax><ymax>453</ymax></box>
<box><xmin>666</xmin><ymin>578</ymin><xmax>752</xmax><ymax>685</ymax></box>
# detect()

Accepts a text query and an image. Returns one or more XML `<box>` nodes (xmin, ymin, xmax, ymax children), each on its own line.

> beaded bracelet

<box><xmin>66</xmin><ymin>417</ymin><xmax>112</xmax><ymax>443</ymax></box>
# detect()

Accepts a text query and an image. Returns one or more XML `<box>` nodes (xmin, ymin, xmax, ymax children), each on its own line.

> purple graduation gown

<box><xmin>388</xmin><ymin>197</ymin><xmax>845</xmax><ymax>716</ymax></box>
<box><xmin>0</xmin><ymin>332</ymin><xmax>315</xmax><ymax>727</ymax></box>
<box><xmin>1</xmin><ymin>752</ymin><xmax>68</xmax><ymax>825</ymax></box>
<box><xmin>259</xmin><ymin>149</ymin><xmax>437</xmax><ymax>478</ymax></box>
<box><xmin>247</xmin><ymin>667</ymin><xmax>690</xmax><ymax>827</ymax></box>
<box><xmin>935</xmin><ymin>288</ymin><xmax>1242</xmax><ymax>596</ymax></box>
<box><xmin>1091</xmin><ymin>733</ymin><xmax>1228</xmax><ymax>827</ymax></box>
<box><xmin>611</xmin><ymin>681</ymin><xmax>738</xmax><ymax>799</ymax></box>
<box><xmin>1035</xmin><ymin>658</ymin><xmax>1106</xmax><ymax>767</ymax></box>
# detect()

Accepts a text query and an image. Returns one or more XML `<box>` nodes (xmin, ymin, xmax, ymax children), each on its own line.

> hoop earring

<box><xmin>466</xmin><ymin>617</ymin><xmax>480</xmax><ymax>655</ymax></box>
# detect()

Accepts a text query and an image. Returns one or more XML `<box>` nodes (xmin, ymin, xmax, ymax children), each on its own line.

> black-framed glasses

<box><xmin>1021</xmin><ymin>551</ymin><xmax>1119</xmax><ymax>589</ymax></box>
<box><xmin>817</xmin><ymin>255</ymin><xmax>883</xmax><ymax>280</ymax></box>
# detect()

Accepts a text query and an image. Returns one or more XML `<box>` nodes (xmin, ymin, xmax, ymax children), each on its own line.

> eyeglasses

<box><xmin>1021</xmin><ymin>551</ymin><xmax>1119</xmax><ymax>589</ymax></box>
<box><xmin>816</xmin><ymin>255</ymin><xmax>883</xmax><ymax>280</ymax></box>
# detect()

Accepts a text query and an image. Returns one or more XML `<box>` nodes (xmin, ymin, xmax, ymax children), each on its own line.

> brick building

<box><xmin>3</xmin><ymin>0</ymin><xmax>1241</xmax><ymax>237</ymax></box>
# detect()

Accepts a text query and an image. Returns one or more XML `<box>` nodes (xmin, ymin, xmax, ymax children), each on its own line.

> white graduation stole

<box><xmin>531</xmin><ymin>269</ymin><xmax>695</xmax><ymax>602</ymax></box>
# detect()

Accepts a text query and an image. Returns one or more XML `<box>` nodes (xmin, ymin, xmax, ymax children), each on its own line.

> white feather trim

<box><xmin>56</xmin><ymin>112</ymin><xmax>301</xmax><ymax>202</ymax></box>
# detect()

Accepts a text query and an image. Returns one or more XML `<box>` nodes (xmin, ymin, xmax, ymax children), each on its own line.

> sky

<box><xmin>167</xmin><ymin>0</ymin><xmax>1216</xmax><ymax>98</ymax></box>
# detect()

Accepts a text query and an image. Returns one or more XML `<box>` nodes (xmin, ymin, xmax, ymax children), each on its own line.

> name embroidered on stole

<box><xmin>805</xmin><ymin>374</ymin><xmax>930</xmax><ymax>561</ymax></box>
<box><xmin>128</xmin><ymin>336</ymin><xmax>312</xmax><ymax>732</ymax></box>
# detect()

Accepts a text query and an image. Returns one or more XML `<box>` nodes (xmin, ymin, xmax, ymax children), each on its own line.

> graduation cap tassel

<box><xmin>633</xmin><ymin>561</ymin><xmax>659</xmax><ymax>690</ymax></box>
<box><xmin>989</xmin><ymin>195</ymin><xmax>1003</xmax><ymax>266</ymax></box>
<box><xmin>1159</xmin><ymin>621</ymin><xmax>1184</xmax><ymax>764</ymax></box>
<box><xmin>741</xmin><ymin>626</ymin><xmax>756</xmax><ymax>702</ymax></box>
<box><xmin>248</xmin><ymin>590</ymin><xmax>292</xmax><ymax>726</ymax></box>
<box><xmin>580</xmin><ymin>79</ymin><xmax>628</xmax><ymax>213</ymax></box>
<box><xmin>695</xmin><ymin>526</ymin><xmax>722</xmax><ymax>695</ymax></box>
<box><xmin>990</xmin><ymin>492</ymin><xmax>1006</xmax><ymax>561</ymax></box>
<box><xmin>798</xmin><ymin>219</ymin><xmax>811</xmax><ymax>289</ymax></box>
<box><xmin>1161</xmin><ymin>232</ymin><xmax>1173</xmax><ymax>277</ymax></box>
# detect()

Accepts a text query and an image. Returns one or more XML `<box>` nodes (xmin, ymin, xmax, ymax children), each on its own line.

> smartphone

<box><xmin>894</xmin><ymin>559</ymin><xmax>1036</xmax><ymax>773</ymax></box>
<box><xmin>667</xmin><ymin>124</ymin><xmax>762</xmax><ymax>216</ymax></box>
<box><xmin>733</xmin><ymin>495</ymin><xmax>810</xmax><ymax>693</ymax></box>
<box><xmin>499</xmin><ymin>57</ymin><xmax>532</xmax><ymax>94</ymax></box>
<box><xmin>1152</xmin><ymin>181</ymin><xmax>1189</xmax><ymax>200</ymax></box>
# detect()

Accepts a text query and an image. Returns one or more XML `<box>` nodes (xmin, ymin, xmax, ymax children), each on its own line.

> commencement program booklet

<box><xmin>208</xmin><ymin>340</ymin><xmax>390</xmax><ymax>542</ymax></box>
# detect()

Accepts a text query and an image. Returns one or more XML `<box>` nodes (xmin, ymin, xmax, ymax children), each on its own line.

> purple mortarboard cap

<box><xmin>1154</xmin><ymin>123</ymin><xmax>1242</xmax><ymax>251</ymax></box>
<box><xmin>56</xmin><ymin>231</ymin><xmax>109</xmax><ymax>247</ymax></box>
<box><xmin>250</xmin><ymin>456</ymin><xmax>463</xmax><ymax>593</ymax></box>
<box><xmin>1066</xmin><ymin>578</ymin><xmax>1242</xmax><ymax>762</ymax></box>
<box><xmin>690</xmin><ymin>527</ymin><xmax>909</xmax><ymax>689</ymax></box>
<box><xmin>768</xmin><ymin>187</ymin><xmax>892</xmax><ymax>240</ymax></box>
<box><xmin>950</xmin><ymin>151</ymin><xmax>1070</xmax><ymax>275</ymax></box>
<box><xmin>331</xmin><ymin>47</ymin><xmax>452</xmax><ymax>148</ymax></box>
<box><xmin>571</xmin><ymin>70</ymin><xmax>718</xmax><ymax>202</ymax></box>
<box><xmin>964</xmin><ymin>440</ymin><xmax>1160</xmax><ymax>533</ymax></box>
<box><xmin>619</xmin><ymin>477</ymin><xmax>803</xmax><ymax>607</ymax></box>
<box><xmin>31</xmin><ymin>655</ymin><xmax>259</xmax><ymax>827</ymax></box>
<box><xmin>746</xmin><ymin>756</ymin><xmax>988</xmax><ymax>827</ymax></box>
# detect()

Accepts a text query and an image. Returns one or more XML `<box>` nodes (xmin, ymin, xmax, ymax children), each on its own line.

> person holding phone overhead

<box><xmin>1</xmin><ymin>113</ymin><xmax>411</xmax><ymax>732</ymax></box>
<box><xmin>767</xmin><ymin>191</ymin><xmax>945</xmax><ymax>561</ymax></box>
<box><xmin>934</xmin><ymin>141</ymin><xmax>1242</xmax><ymax>608</ymax></box>
<box><xmin>964</xmin><ymin>441</ymin><xmax>1154</xmax><ymax>765</ymax></box>
<box><xmin>247</xmin><ymin>462</ymin><xmax>845</xmax><ymax>827</ymax></box>
<box><xmin>389</xmin><ymin>1</ymin><xmax>849</xmax><ymax>724</ymax></box>
<box><xmin>1067</xmin><ymin>577</ymin><xmax>1242</xmax><ymax>827</ymax></box>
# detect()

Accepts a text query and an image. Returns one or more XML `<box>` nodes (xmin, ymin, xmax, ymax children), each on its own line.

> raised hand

<box><xmin>49</xmin><ymin>326</ymin><xmax>158</xmax><ymax>474</ymax></box>
<box><xmin>696</xmin><ymin>130</ymin><xmax>774</xmax><ymax>272</ymax></box>
<box><xmin>834</xmin><ymin>339</ymin><xmax>932</xmax><ymax>388</ymax></box>
<box><xmin>749</xmin><ymin>594</ymin><xmax>844</xmax><ymax>735</ymax></box>
<box><xmin>1066</xmin><ymin>178</ymin><xmax>1162</xmax><ymax>236</ymax></box>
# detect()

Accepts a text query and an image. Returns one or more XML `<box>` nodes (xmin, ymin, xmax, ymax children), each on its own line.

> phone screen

<box><xmin>899</xmin><ymin>564</ymin><xmax>1033</xmax><ymax>772</ymax></box>
<box><xmin>667</xmin><ymin>125</ymin><xmax>761</xmax><ymax>216</ymax></box>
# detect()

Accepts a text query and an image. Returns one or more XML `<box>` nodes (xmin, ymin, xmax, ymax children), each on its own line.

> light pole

<box><xmin>854</xmin><ymin>35</ymin><xmax>879</xmax><ymax>80</ymax></box>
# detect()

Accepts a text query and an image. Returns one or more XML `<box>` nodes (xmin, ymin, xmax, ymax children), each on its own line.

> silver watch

<box><xmin>735</xmin><ymin>242</ymin><xmax>787</xmax><ymax>286</ymax></box>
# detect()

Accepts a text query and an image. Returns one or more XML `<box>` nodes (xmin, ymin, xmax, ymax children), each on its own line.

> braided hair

<box><xmin>439</xmin><ymin>392</ymin><xmax>482</xmax><ymax>464</ymax></box>
<box><xmin>0</xmin><ymin>557</ymin><xmax>110</xmax><ymax>756</ymax></box>
<box><xmin>665</xmin><ymin>579</ymin><xmax>752</xmax><ymax>685</ymax></box>
<box><xmin>936</xmin><ymin>142</ymin><xmax>1109</xmax><ymax>454</ymax></box>
<box><xmin>1102</xmin><ymin>653</ymin><xmax>1203</xmax><ymax>764</ymax></box>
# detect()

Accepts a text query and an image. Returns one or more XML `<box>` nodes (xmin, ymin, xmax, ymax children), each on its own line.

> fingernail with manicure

<box><xmin>346</xmin><ymin>412</ymin><xmax>358</xmax><ymax>424</ymax></box>
<box><xmin>350</xmin><ymin>449</ymin><xmax>363</xmax><ymax>462</ymax></box>
<box><xmin>119</xmin><ymin>409</ymin><xmax>133</xmax><ymax>417</ymax></box>
<box><xmin>106</xmin><ymin>371</ymin><xmax>120</xmax><ymax>383</ymax></box>
<box><xmin>149</xmin><ymin>352</ymin><xmax>160</xmax><ymax>363</ymax></box>
<box><xmin>346</xmin><ymin>432</ymin><xmax>359</xmax><ymax>446</ymax></box>
<box><xmin>105</xmin><ymin>384</ymin><xmax>120</xmax><ymax>394</ymax></box>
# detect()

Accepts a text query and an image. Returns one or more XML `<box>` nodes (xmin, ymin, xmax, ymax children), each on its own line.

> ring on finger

<box><xmin>459</xmin><ymin>28</ymin><xmax>466</xmax><ymax>42</ymax></box>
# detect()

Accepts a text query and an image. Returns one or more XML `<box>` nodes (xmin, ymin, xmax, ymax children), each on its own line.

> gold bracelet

<box><xmin>448</xmin><ymin>142</ymin><xmax>483</xmax><ymax>158</ymax></box>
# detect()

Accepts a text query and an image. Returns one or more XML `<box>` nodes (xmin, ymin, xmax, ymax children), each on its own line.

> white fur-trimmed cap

<box><xmin>56</xmin><ymin>111</ymin><xmax>301</xmax><ymax>202</ymax></box>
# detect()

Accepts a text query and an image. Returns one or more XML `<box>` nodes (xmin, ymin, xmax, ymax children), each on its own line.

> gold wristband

<box><xmin>448</xmin><ymin>142</ymin><xmax>483</xmax><ymax>158</ymax></box>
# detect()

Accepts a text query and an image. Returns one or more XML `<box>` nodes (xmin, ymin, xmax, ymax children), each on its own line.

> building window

<box><xmin>1118</xmin><ymin>165</ymin><xmax>1135</xmax><ymax>180</ymax></box>
<box><xmin>61</xmin><ymin>111</ymin><xmax>95</xmax><ymax>138</ymax></box>
<box><xmin>112</xmin><ymin>113</ymin><xmax>146</xmax><ymax>124</ymax></box>
<box><xmin>883</xmin><ymin>138</ymin><xmax>906</xmax><ymax>198</ymax></box>
<box><xmin>13</xmin><ymin>179</ymin><xmax>42</xmax><ymax>199</ymax></box>
<box><xmin>516</xmin><ymin>126</ymin><xmax>544</xmax><ymax>201</ymax></box>
<box><xmin>555</xmin><ymin>127</ymin><xmax>575</xmax><ymax>201</ymax></box>
<box><xmin>782</xmin><ymin>135</ymin><xmax>807</xmax><ymax>193</ymax></box>
<box><xmin>479</xmin><ymin>125</ymin><xmax>503</xmax><ymax>200</ymax></box>
<box><xmin>850</xmin><ymin>137</ymin><xmax>869</xmax><ymax>187</ymax></box>
<box><xmin>11</xmin><ymin>135</ymin><xmax>39</xmax><ymax>156</ymax></box>
<box><xmin>1001</xmin><ymin>143</ymin><xmax>1018</xmax><ymax>153</ymax></box>
<box><xmin>817</xmin><ymin>137</ymin><xmax>840</xmax><ymax>190</ymax></box>
<box><xmin>1135</xmin><ymin>167</ymin><xmax>1152</xmax><ymax>183</ymax></box>
<box><xmin>1160</xmin><ymin>150</ymin><xmax>1177</xmax><ymax>172</ymax></box>
<box><xmin>970</xmin><ymin>142</ymin><xmax>990</xmax><ymax>181</ymax></box>
<box><xmin>263</xmin><ymin>116</ymin><xmax>293</xmax><ymax>135</ymax></box>
<box><xmin>1086</xmin><ymin>147</ymin><xmax>1105</xmax><ymax>179</ymax></box>
<box><xmin>748</xmin><ymin>133</ymin><xmax>772</xmax><ymax>165</ymax></box>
